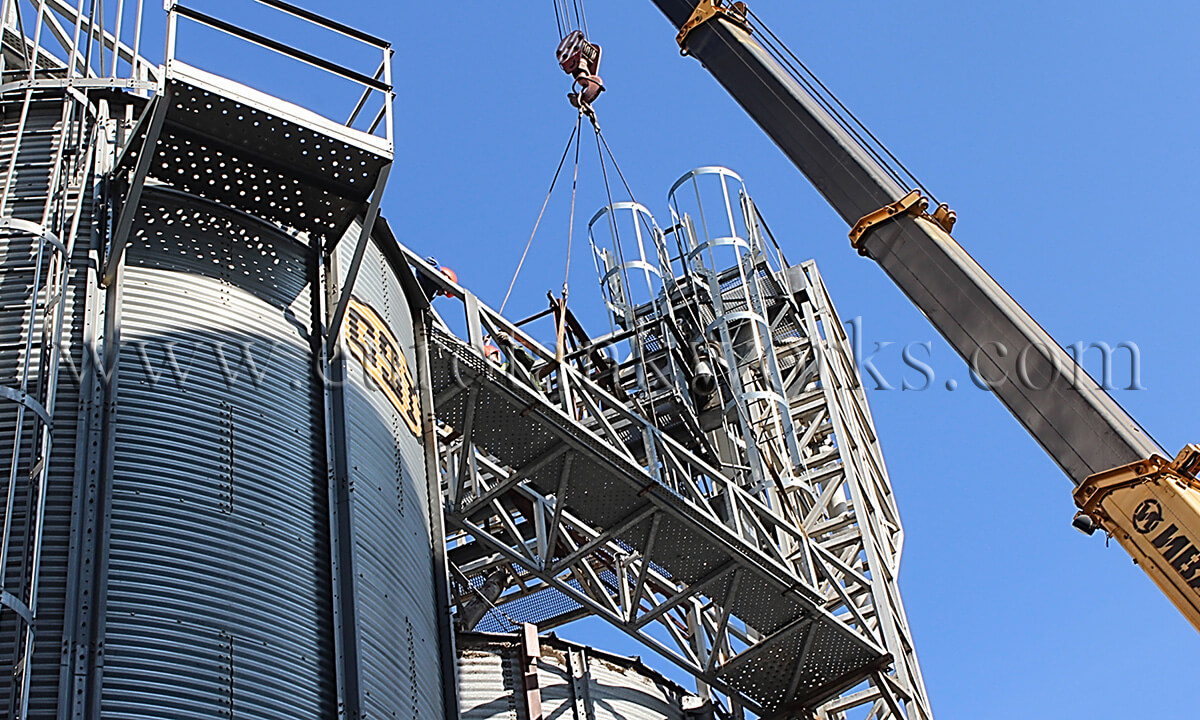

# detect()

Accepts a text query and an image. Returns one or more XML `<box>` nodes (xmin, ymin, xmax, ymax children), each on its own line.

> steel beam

<box><xmin>326</xmin><ymin>162</ymin><xmax>392</xmax><ymax>354</ymax></box>
<box><xmin>102</xmin><ymin>89</ymin><xmax>168</xmax><ymax>286</ymax></box>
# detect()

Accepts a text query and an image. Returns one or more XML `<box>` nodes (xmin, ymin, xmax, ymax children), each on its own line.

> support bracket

<box><xmin>521</xmin><ymin>623</ymin><xmax>544</xmax><ymax>720</ymax></box>
<box><xmin>849</xmin><ymin>189</ymin><xmax>957</xmax><ymax>254</ymax></box>
<box><xmin>326</xmin><ymin>162</ymin><xmax>393</xmax><ymax>355</ymax></box>
<box><xmin>677</xmin><ymin>0</ymin><xmax>751</xmax><ymax>55</ymax></box>
<box><xmin>0</xmin><ymin>589</ymin><xmax>33</xmax><ymax>625</ymax></box>
<box><xmin>848</xmin><ymin>190</ymin><xmax>925</xmax><ymax>252</ymax></box>
<box><xmin>102</xmin><ymin>89</ymin><xmax>171</xmax><ymax>286</ymax></box>
<box><xmin>0</xmin><ymin>384</ymin><xmax>52</xmax><ymax>426</ymax></box>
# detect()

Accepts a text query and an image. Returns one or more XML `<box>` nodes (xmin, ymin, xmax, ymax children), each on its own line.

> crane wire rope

<box><xmin>552</xmin><ymin>0</ymin><xmax>589</xmax><ymax>39</ymax></box>
<box><xmin>500</xmin><ymin>113</ymin><xmax>583</xmax><ymax>314</ymax></box>
<box><xmin>563</xmin><ymin>111</ymin><xmax>583</xmax><ymax>292</ymax></box>
<box><xmin>749</xmin><ymin>18</ymin><xmax>909</xmax><ymax>195</ymax></box>
<box><xmin>555</xmin><ymin>108</ymin><xmax>585</xmax><ymax>361</ymax></box>
<box><xmin>574</xmin><ymin>0</ymin><xmax>589</xmax><ymax>38</ymax></box>
<box><xmin>745</xmin><ymin>8</ymin><xmax>938</xmax><ymax>205</ymax></box>
<box><xmin>552</xmin><ymin>0</ymin><xmax>565</xmax><ymax>38</ymax></box>
<box><xmin>589</xmin><ymin>121</ymin><xmax>671</xmax><ymax>433</ymax></box>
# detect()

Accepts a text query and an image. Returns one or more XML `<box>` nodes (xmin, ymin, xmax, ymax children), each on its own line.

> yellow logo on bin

<box><xmin>346</xmin><ymin>296</ymin><xmax>422</xmax><ymax>438</ymax></box>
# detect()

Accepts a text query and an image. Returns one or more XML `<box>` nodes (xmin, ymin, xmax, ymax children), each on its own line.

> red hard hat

<box><xmin>436</xmin><ymin>266</ymin><xmax>458</xmax><ymax>298</ymax></box>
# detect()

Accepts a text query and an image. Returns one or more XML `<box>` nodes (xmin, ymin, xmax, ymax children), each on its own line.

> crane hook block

<box><xmin>557</xmin><ymin>30</ymin><xmax>605</xmax><ymax>108</ymax></box>
<box><xmin>677</xmin><ymin>1</ymin><xmax>751</xmax><ymax>55</ymax></box>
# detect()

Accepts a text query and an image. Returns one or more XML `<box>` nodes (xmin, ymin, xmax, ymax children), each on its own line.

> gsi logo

<box><xmin>1133</xmin><ymin>499</ymin><xmax>1165</xmax><ymax>535</ymax></box>
<box><xmin>345</xmin><ymin>296</ymin><xmax>422</xmax><ymax>439</ymax></box>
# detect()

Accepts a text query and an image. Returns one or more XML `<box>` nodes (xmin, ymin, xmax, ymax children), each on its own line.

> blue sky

<box><xmin>170</xmin><ymin>1</ymin><xmax>1199</xmax><ymax>716</ymax></box>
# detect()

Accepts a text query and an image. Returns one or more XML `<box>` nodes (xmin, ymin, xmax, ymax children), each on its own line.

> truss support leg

<box><xmin>326</xmin><ymin>162</ymin><xmax>392</xmax><ymax>355</ymax></box>
<box><xmin>102</xmin><ymin>90</ymin><xmax>169</xmax><ymax>286</ymax></box>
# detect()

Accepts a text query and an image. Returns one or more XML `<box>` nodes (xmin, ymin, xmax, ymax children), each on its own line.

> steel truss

<box><xmin>771</xmin><ymin>261</ymin><xmax>932</xmax><ymax>720</ymax></box>
<box><xmin>407</xmin><ymin>249</ymin><xmax>906</xmax><ymax>718</ymax></box>
<box><xmin>411</xmin><ymin>173</ymin><xmax>932</xmax><ymax>717</ymax></box>
<box><xmin>658</xmin><ymin>168</ymin><xmax>933</xmax><ymax>720</ymax></box>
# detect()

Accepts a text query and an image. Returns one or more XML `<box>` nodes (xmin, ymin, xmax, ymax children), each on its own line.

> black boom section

<box><xmin>647</xmin><ymin>0</ymin><xmax>1163</xmax><ymax>484</ymax></box>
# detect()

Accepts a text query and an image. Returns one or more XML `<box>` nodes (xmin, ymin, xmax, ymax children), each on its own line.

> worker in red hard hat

<box><xmin>438</xmin><ymin>266</ymin><xmax>457</xmax><ymax>298</ymax></box>
<box><xmin>556</xmin><ymin>30</ymin><xmax>605</xmax><ymax>111</ymax></box>
<box><xmin>415</xmin><ymin>257</ymin><xmax>458</xmax><ymax>300</ymax></box>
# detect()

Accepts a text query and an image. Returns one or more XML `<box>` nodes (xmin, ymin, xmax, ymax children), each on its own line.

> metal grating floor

<box><xmin>430</xmin><ymin>329</ymin><xmax>885</xmax><ymax>713</ymax></box>
<box><xmin>136</xmin><ymin>62</ymin><xmax>391</xmax><ymax>241</ymax></box>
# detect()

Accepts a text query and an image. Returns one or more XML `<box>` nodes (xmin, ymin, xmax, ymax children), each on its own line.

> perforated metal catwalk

<box><xmin>426</xmin><ymin>166</ymin><xmax>933</xmax><ymax>720</ymax></box>
<box><xmin>429</xmin><ymin>330</ymin><xmax>887</xmax><ymax>712</ymax></box>
<box><xmin>411</xmin><ymin>240</ymin><xmax>894</xmax><ymax>714</ymax></box>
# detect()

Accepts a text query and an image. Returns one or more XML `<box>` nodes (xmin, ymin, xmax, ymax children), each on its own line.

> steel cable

<box><xmin>500</xmin><ymin>113</ymin><xmax>582</xmax><ymax>314</ymax></box>
<box><xmin>747</xmin><ymin>8</ymin><xmax>938</xmax><ymax>205</ymax></box>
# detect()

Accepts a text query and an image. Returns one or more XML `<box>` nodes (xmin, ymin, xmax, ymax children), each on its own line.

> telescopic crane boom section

<box><xmin>648</xmin><ymin>0</ymin><xmax>1200</xmax><ymax>631</ymax></box>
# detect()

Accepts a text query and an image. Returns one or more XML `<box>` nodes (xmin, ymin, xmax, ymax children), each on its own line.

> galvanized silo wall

<box><xmin>336</xmin><ymin>222</ymin><xmax>445</xmax><ymax>720</ymax></box>
<box><xmin>0</xmin><ymin>91</ymin><xmax>93</xmax><ymax>720</ymax></box>
<box><xmin>102</xmin><ymin>188</ymin><xmax>336</xmax><ymax>717</ymax></box>
<box><xmin>0</xmin><ymin>102</ymin><xmax>447</xmax><ymax>716</ymax></box>
<box><xmin>458</xmin><ymin>633</ymin><xmax>700</xmax><ymax>720</ymax></box>
<box><xmin>92</xmin><ymin>190</ymin><xmax>445</xmax><ymax>718</ymax></box>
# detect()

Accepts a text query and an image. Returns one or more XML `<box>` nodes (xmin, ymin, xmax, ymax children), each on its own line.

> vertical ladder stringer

<box><xmin>0</xmin><ymin>83</ymin><xmax>98</xmax><ymax>720</ymax></box>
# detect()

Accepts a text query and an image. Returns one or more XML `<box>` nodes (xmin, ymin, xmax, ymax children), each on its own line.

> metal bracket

<box><xmin>566</xmin><ymin>645</ymin><xmax>591</xmax><ymax>720</ymax></box>
<box><xmin>520</xmin><ymin>623</ymin><xmax>544</xmax><ymax>720</ymax></box>
<box><xmin>0</xmin><ymin>384</ymin><xmax>52</xmax><ymax>426</ymax></box>
<box><xmin>325</xmin><ymin>161</ymin><xmax>393</xmax><ymax>355</ymax></box>
<box><xmin>931</xmin><ymin>201</ymin><xmax>957</xmax><ymax>235</ymax></box>
<box><xmin>102</xmin><ymin>89</ymin><xmax>171</xmax><ymax>286</ymax></box>
<box><xmin>0</xmin><ymin>589</ymin><xmax>33</xmax><ymax>625</ymax></box>
<box><xmin>677</xmin><ymin>0</ymin><xmax>751</xmax><ymax>55</ymax></box>
<box><xmin>849</xmin><ymin>190</ymin><xmax>958</xmax><ymax>254</ymax></box>
<box><xmin>0</xmin><ymin>217</ymin><xmax>64</xmax><ymax>252</ymax></box>
<box><xmin>1074</xmin><ymin>445</ymin><xmax>1200</xmax><ymax>521</ymax></box>
<box><xmin>848</xmin><ymin>190</ymin><xmax>926</xmax><ymax>252</ymax></box>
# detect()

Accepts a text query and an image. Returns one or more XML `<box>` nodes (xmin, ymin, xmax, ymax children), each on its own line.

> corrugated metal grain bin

<box><xmin>0</xmin><ymin>88</ymin><xmax>446</xmax><ymax>718</ymax></box>
<box><xmin>458</xmin><ymin>632</ymin><xmax>714</xmax><ymax>720</ymax></box>
<box><xmin>0</xmin><ymin>90</ymin><xmax>96</xmax><ymax>720</ymax></box>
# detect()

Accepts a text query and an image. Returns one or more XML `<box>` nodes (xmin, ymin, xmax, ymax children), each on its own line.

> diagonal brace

<box><xmin>327</xmin><ymin>162</ymin><xmax>392</xmax><ymax>354</ymax></box>
<box><xmin>103</xmin><ymin>90</ymin><xmax>170</xmax><ymax>286</ymax></box>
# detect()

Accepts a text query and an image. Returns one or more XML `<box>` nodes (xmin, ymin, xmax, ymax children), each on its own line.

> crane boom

<box><xmin>647</xmin><ymin>0</ymin><xmax>1200</xmax><ymax>631</ymax></box>
<box><xmin>649</xmin><ymin>0</ymin><xmax>1160</xmax><ymax>483</ymax></box>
